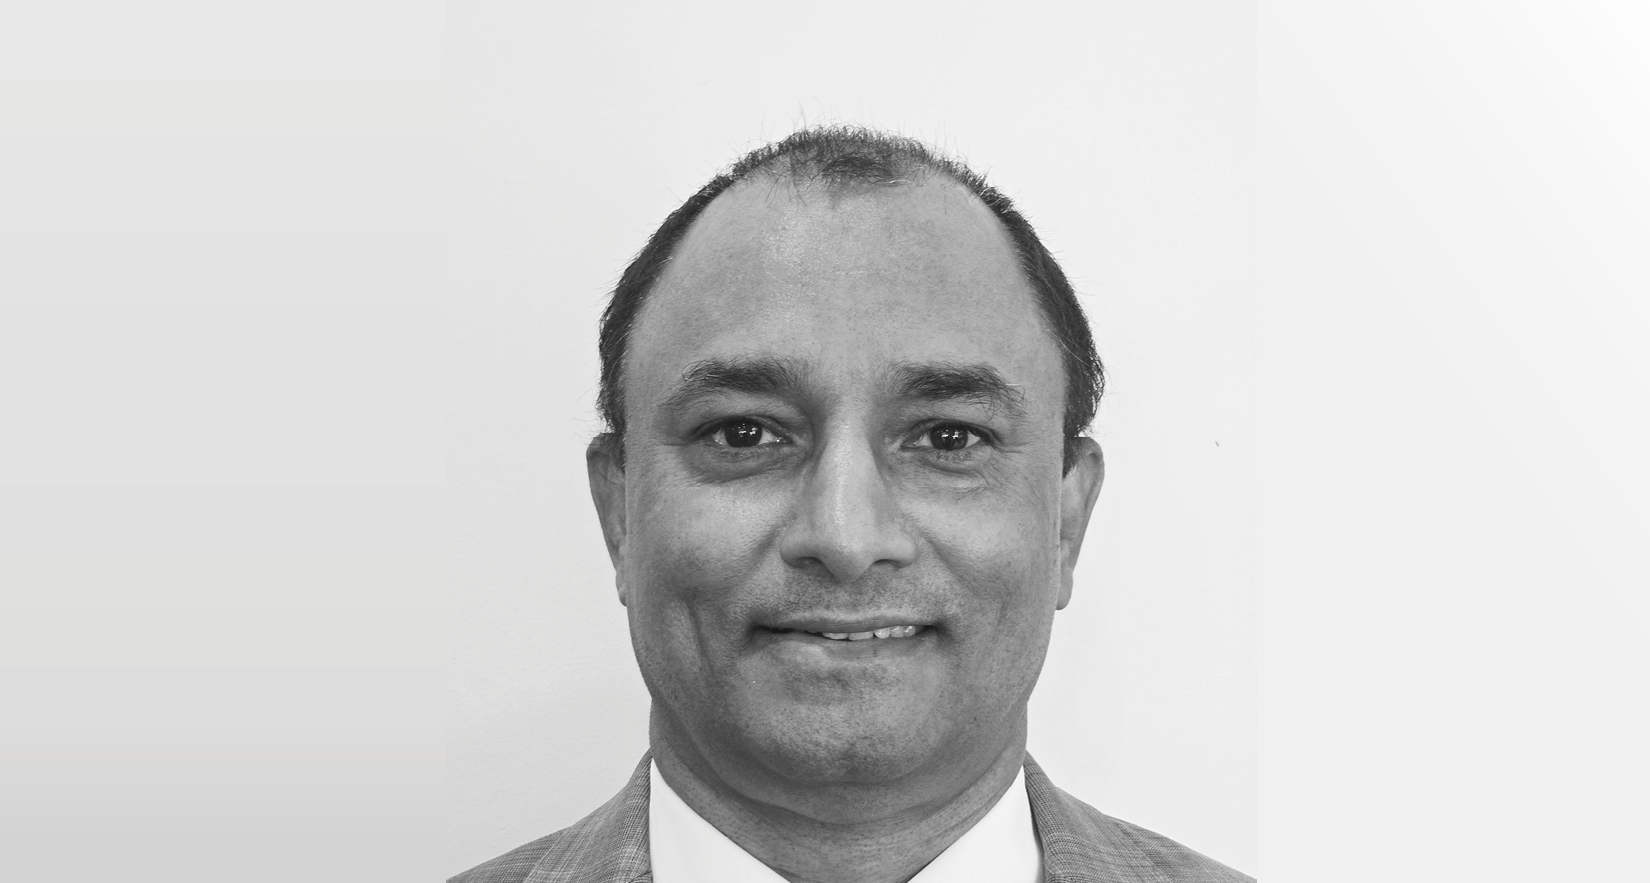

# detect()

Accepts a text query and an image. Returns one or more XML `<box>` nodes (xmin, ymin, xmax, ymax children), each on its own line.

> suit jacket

<box><xmin>452</xmin><ymin>754</ymin><xmax>1252</xmax><ymax>883</ymax></box>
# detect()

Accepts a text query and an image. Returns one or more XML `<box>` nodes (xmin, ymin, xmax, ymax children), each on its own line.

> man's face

<box><xmin>590</xmin><ymin>177</ymin><xmax>1102</xmax><ymax>810</ymax></box>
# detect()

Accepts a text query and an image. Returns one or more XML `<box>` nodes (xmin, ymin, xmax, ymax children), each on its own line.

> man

<box><xmin>453</xmin><ymin>127</ymin><xmax>1249</xmax><ymax>883</ymax></box>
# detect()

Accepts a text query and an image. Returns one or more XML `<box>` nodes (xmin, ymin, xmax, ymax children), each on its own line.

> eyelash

<box><xmin>907</xmin><ymin>421</ymin><xmax>995</xmax><ymax>457</ymax></box>
<box><xmin>701</xmin><ymin>418</ymin><xmax>789</xmax><ymax>449</ymax></box>
<box><xmin>698</xmin><ymin>418</ymin><xmax>995</xmax><ymax>455</ymax></box>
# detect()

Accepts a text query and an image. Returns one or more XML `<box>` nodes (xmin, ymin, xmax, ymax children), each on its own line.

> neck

<box><xmin>649</xmin><ymin>707</ymin><xmax>1029</xmax><ymax>883</ymax></box>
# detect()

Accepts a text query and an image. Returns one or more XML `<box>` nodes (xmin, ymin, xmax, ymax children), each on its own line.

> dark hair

<box><xmin>596</xmin><ymin>126</ymin><xmax>1104</xmax><ymax>471</ymax></box>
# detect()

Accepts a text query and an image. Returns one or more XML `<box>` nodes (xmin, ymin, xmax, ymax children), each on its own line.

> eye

<box><xmin>708</xmin><ymin>418</ymin><xmax>782</xmax><ymax>448</ymax></box>
<box><xmin>912</xmin><ymin>424</ymin><xmax>985</xmax><ymax>451</ymax></box>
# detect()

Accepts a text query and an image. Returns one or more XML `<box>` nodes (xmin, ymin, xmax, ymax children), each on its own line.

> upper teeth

<box><xmin>819</xmin><ymin>625</ymin><xmax>920</xmax><ymax>641</ymax></box>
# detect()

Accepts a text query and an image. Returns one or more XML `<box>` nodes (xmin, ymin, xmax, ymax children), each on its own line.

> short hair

<box><xmin>596</xmin><ymin>126</ymin><xmax>1104</xmax><ymax>472</ymax></box>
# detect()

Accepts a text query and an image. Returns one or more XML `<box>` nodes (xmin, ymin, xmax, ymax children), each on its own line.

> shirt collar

<box><xmin>647</xmin><ymin>761</ymin><xmax>1042</xmax><ymax>883</ymax></box>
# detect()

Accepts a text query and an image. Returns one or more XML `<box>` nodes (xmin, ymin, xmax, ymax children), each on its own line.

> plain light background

<box><xmin>1259</xmin><ymin>4</ymin><xmax>1650</xmax><ymax>879</ymax></box>
<box><xmin>447</xmin><ymin>0</ymin><xmax>1255</xmax><ymax>876</ymax></box>
<box><xmin>0</xmin><ymin>2</ymin><xmax>447</xmax><ymax>882</ymax></box>
<box><xmin>6</xmin><ymin>3</ymin><xmax>1648</xmax><ymax>882</ymax></box>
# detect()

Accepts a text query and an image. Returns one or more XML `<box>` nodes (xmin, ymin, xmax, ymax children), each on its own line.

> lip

<box><xmin>764</xmin><ymin>615</ymin><xmax>934</xmax><ymax>635</ymax></box>
<box><xmin>758</xmin><ymin>626</ymin><xmax>936</xmax><ymax>659</ymax></box>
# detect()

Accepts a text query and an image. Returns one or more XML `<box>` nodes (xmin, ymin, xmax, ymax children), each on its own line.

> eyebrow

<box><xmin>660</xmin><ymin>356</ymin><xmax>810</xmax><ymax>414</ymax></box>
<box><xmin>657</xmin><ymin>356</ymin><xmax>1027</xmax><ymax>421</ymax></box>
<box><xmin>891</xmin><ymin>361</ymin><xmax>1027</xmax><ymax>420</ymax></box>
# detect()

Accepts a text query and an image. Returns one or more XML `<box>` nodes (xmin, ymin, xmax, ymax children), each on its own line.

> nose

<box><xmin>779</xmin><ymin>437</ymin><xmax>917</xmax><ymax>583</ymax></box>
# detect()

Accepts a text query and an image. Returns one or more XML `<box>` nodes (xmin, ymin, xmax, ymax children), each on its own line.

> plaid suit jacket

<box><xmin>451</xmin><ymin>755</ymin><xmax>1252</xmax><ymax>883</ymax></box>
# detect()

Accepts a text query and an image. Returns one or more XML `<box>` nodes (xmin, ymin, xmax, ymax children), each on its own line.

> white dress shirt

<box><xmin>648</xmin><ymin>762</ymin><xmax>1043</xmax><ymax>883</ymax></box>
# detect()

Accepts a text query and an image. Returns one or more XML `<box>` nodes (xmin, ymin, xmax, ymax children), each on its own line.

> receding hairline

<box><xmin>633</xmin><ymin>169</ymin><xmax>1035</xmax><ymax>373</ymax></box>
<box><xmin>737</xmin><ymin>153</ymin><xmax>953</xmax><ymax>191</ymax></box>
<box><xmin>663</xmin><ymin>165</ymin><xmax>1013</xmax><ymax>272</ymax></box>
<box><xmin>722</xmin><ymin>126</ymin><xmax>973</xmax><ymax>186</ymax></box>
<box><xmin>672</xmin><ymin>139</ymin><xmax>988</xmax><ymax>232</ymax></box>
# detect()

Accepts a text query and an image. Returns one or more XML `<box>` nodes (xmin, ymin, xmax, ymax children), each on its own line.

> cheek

<box><xmin>944</xmin><ymin>507</ymin><xmax>1063</xmax><ymax>693</ymax></box>
<box><xmin>915</xmin><ymin>484</ymin><xmax>1064</xmax><ymax>602</ymax></box>
<box><xmin>623</xmin><ymin>475</ymin><xmax>789</xmax><ymax>623</ymax></box>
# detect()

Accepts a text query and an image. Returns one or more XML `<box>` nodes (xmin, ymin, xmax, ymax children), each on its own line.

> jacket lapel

<box><xmin>523</xmin><ymin>754</ymin><xmax>655</xmax><ymax>883</ymax></box>
<box><xmin>1025</xmin><ymin>755</ymin><xmax>1171</xmax><ymax>883</ymax></box>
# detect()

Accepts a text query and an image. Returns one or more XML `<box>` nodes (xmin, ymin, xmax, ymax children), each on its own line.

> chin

<box><xmin>722</xmin><ymin>701</ymin><xmax>957</xmax><ymax>789</ymax></box>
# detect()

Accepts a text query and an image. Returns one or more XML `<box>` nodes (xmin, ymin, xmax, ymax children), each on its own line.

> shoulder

<box><xmin>1024</xmin><ymin>756</ymin><xmax>1253</xmax><ymax>883</ymax></box>
<box><xmin>1076</xmin><ymin>804</ymin><xmax>1253</xmax><ymax>883</ymax></box>
<box><xmin>448</xmin><ymin>757</ymin><xmax>653</xmax><ymax>883</ymax></box>
<box><xmin>448</xmin><ymin>827</ymin><xmax>579</xmax><ymax>883</ymax></box>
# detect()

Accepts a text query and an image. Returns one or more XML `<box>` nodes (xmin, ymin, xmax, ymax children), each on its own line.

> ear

<box><xmin>586</xmin><ymin>434</ymin><xmax>629</xmax><ymax>606</ymax></box>
<box><xmin>1056</xmin><ymin>437</ymin><xmax>1105</xmax><ymax>610</ymax></box>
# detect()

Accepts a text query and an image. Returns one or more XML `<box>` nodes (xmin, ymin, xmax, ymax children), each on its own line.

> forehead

<box><xmin>627</xmin><ymin>177</ymin><xmax>1063</xmax><ymax>411</ymax></box>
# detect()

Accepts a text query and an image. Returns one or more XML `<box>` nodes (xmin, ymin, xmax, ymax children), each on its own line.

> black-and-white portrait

<box><xmin>447</xmin><ymin>4</ymin><xmax>1256</xmax><ymax>880</ymax></box>
<box><xmin>14</xmin><ymin>3</ymin><xmax>1645</xmax><ymax>882</ymax></box>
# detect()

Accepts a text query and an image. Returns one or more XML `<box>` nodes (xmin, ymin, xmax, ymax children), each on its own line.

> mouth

<box><xmin>756</xmin><ymin>620</ymin><xmax>937</xmax><ymax>664</ymax></box>
<box><xmin>768</xmin><ymin>624</ymin><xmax>928</xmax><ymax>642</ymax></box>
